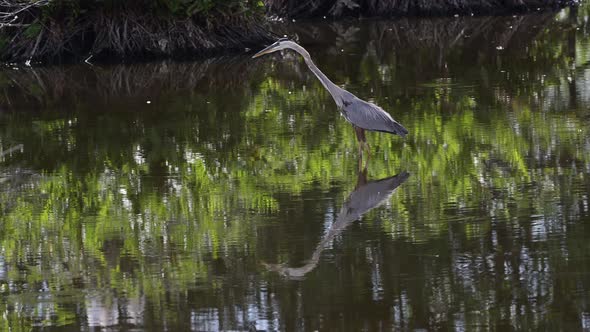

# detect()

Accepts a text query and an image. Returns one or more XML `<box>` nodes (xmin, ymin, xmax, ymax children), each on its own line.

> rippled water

<box><xmin>1</xmin><ymin>7</ymin><xmax>590</xmax><ymax>331</ymax></box>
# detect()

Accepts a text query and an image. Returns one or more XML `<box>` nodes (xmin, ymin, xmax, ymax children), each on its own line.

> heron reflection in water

<box><xmin>263</xmin><ymin>169</ymin><xmax>409</xmax><ymax>279</ymax></box>
<box><xmin>252</xmin><ymin>39</ymin><xmax>408</xmax><ymax>158</ymax></box>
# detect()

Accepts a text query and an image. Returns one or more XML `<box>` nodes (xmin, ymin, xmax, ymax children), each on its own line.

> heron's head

<box><xmin>252</xmin><ymin>38</ymin><xmax>293</xmax><ymax>58</ymax></box>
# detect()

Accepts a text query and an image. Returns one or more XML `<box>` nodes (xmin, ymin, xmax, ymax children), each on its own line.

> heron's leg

<box><xmin>356</xmin><ymin>165</ymin><xmax>368</xmax><ymax>189</ymax></box>
<box><xmin>358</xmin><ymin>154</ymin><xmax>363</xmax><ymax>171</ymax></box>
<box><xmin>364</xmin><ymin>141</ymin><xmax>371</xmax><ymax>162</ymax></box>
<box><xmin>362</xmin><ymin>144</ymin><xmax>371</xmax><ymax>170</ymax></box>
<box><xmin>356</xmin><ymin>141</ymin><xmax>363</xmax><ymax>170</ymax></box>
<box><xmin>354</xmin><ymin>126</ymin><xmax>366</xmax><ymax>150</ymax></box>
<box><xmin>354</xmin><ymin>126</ymin><xmax>368</xmax><ymax>169</ymax></box>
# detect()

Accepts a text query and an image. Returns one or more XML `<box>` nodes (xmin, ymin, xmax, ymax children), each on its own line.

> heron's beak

<box><xmin>252</xmin><ymin>44</ymin><xmax>279</xmax><ymax>58</ymax></box>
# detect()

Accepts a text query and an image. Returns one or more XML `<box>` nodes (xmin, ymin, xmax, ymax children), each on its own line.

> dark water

<box><xmin>1</xmin><ymin>7</ymin><xmax>590</xmax><ymax>331</ymax></box>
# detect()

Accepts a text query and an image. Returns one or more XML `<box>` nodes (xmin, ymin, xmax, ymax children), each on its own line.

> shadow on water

<box><xmin>0</xmin><ymin>56</ymin><xmax>261</xmax><ymax>111</ymax></box>
<box><xmin>290</xmin><ymin>12</ymin><xmax>556</xmax><ymax>56</ymax></box>
<box><xmin>264</xmin><ymin>168</ymin><xmax>409</xmax><ymax>279</ymax></box>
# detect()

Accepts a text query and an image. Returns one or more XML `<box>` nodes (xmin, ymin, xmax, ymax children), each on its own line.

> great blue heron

<box><xmin>252</xmin><ymin>38</ymin><xmax>408</xmax><ymax>155</ymax></box>
<box><xmin>263</xmin><ymin>168</ymin><xmax>410</xmax><ymax>279</ymax></box>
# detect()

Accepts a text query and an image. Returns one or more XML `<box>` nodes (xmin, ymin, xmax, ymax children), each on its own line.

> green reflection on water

<box><xmin>1</xmin><ymin>6</ymin><xmax>590</xmax><ymax>331</ymax></box>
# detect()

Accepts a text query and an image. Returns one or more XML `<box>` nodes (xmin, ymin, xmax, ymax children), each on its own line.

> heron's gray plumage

<box><xmin>343</xmin><ymin>170</ymin><xmax>410</xmax><ymax>220</ymax></box>
<box><xmin>341</xmin><ymin>96</ymin><xmax>408</xmax><ymax>136</ymax></box>
<box><xmin>252</xmin><ymin>39</ymin><xmax>408</xmax><ymax>140</ymax></box>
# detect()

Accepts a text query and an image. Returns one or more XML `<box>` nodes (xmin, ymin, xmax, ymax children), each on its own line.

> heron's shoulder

<box><xmin>342</xmin><ymin>96</ymin><xmax>384</xmax><ymax>113</ymax></box>
<box><xmin>335</xmin><ymin>89</ymin><xmax>359</xmax><ymax>107</ymax></box>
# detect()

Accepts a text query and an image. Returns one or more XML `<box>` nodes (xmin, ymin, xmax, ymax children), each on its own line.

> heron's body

<box><xmin>252</xmin><ymin>39</ymin><xmax>407</xmax><ymax>153</ymax></box>
<box><xmin>337</xmin><ymin>91</ymin><xmax>408</xmax><ymax>136</ymax></box>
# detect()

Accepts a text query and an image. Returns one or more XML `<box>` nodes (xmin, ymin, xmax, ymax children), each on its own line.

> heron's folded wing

<box><xmin>343</xmin><ymin>98</ymin><xmax>408</xmax><ymax>136</ymax></box>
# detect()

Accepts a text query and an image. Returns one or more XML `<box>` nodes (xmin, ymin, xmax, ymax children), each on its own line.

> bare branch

<box><xmin>0</xmin><ymin>0</ymin><xmax>49</xmax><ymax>28</ymax></box>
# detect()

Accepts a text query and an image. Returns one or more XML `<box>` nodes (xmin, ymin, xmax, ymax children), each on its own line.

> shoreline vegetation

<box><xmin>0</xmin><ymin>0</ymin><xmax>272</xmax><ymax>63</ymax></box>
<box><xmin>0</xmin><ymin>0</ymin><xmax>579</xmax><ymax>64</ymax></box>
<box><xmin>267</xmin><ymin>0</ymin><xmax>577</xmax><ymax>18</ymax></box>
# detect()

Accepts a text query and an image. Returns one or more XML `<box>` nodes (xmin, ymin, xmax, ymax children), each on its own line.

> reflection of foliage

<box><xmin>1</xmin><ymin>7</ymin><xmax>590</xmax><ymax>330</ymax></box>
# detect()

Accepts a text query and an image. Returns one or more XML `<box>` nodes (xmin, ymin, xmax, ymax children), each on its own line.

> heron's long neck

<box><xmin>292</xmin><ymin>44</ymin><xmax>342</xmax><ymax>105</ymax></box>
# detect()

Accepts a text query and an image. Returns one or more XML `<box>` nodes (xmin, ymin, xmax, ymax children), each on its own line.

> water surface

<box><xmin>1</xmin><ymin>7</ymin><xmax>590</xmax><ymax>331</ymax></box>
